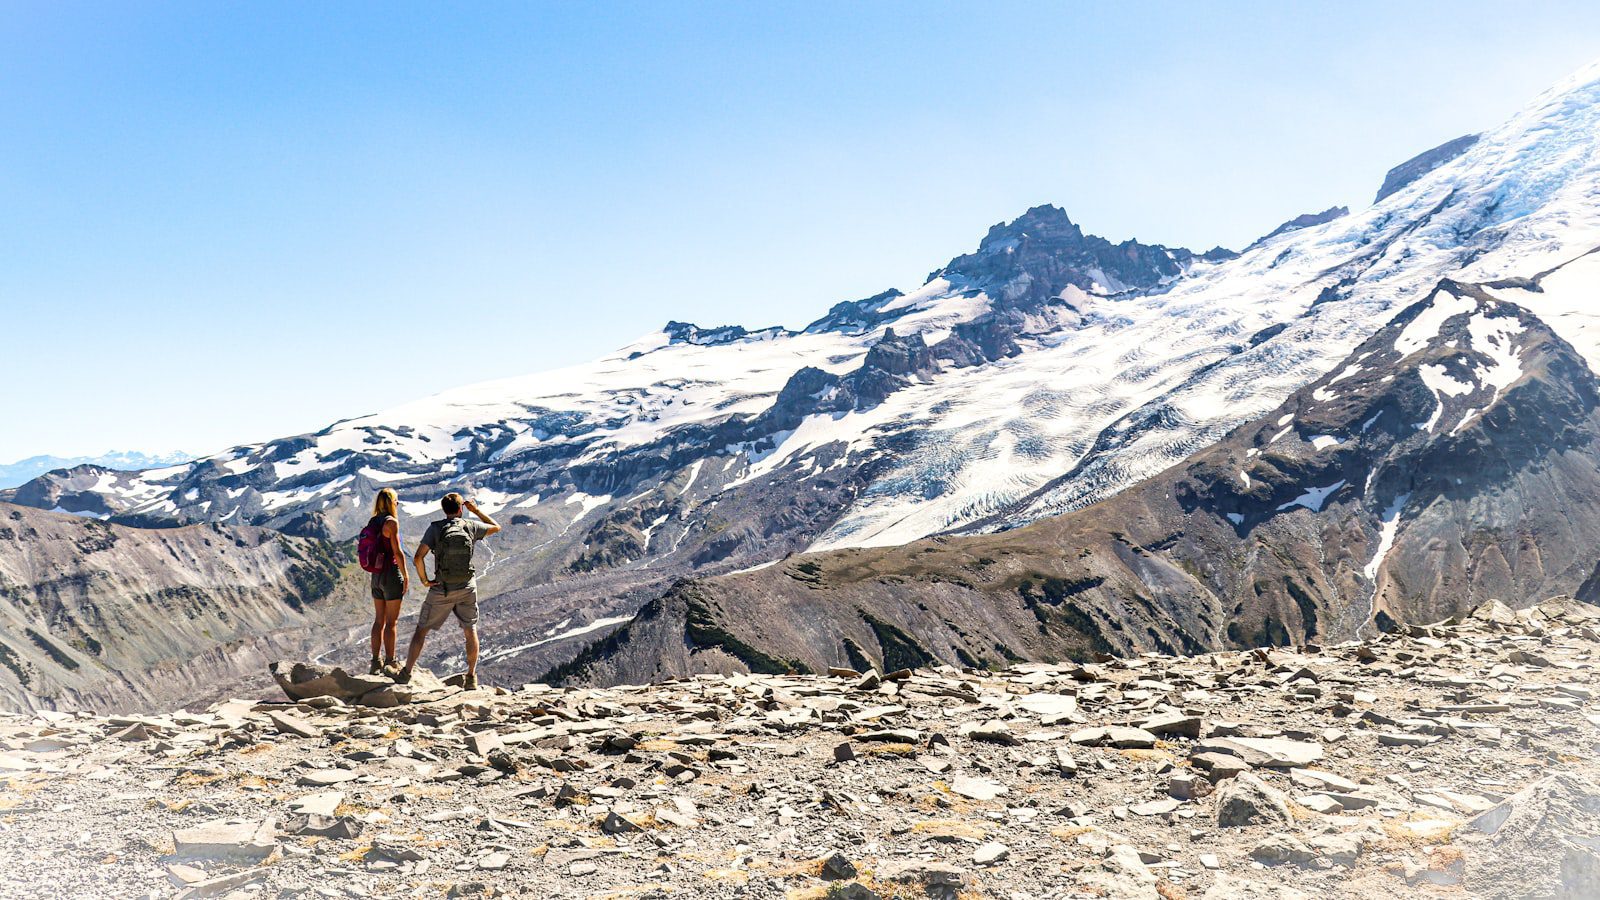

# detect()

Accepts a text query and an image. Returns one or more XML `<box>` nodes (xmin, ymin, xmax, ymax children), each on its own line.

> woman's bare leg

<box><xmin>369</xmin><ymin>599</ymin><xmax>386</xmax><ymax>658</ymax></box>
<box><xmin>381</xmin><ymin>600</ymin><xmax>402</xmax><ymax>661</ymax></box>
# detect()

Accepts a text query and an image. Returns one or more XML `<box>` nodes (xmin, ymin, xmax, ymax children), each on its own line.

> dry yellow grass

<box><xmin>336</xmin><ymin>845</ymin><xmax>371</xmax><ymax>863</ymax></box>
<box><xmin>639</xmin><ymin>739</ymin><xmax>680</xmax><ymax>752</ymax></box>
<box><xmin>910</xmin><ymin>818</ymin><xmax>988</xmax><ymax>840</ymax></box>
<box><xmin>1380</xmin><ymin>815</ymin><xmax>1462</xmax><ymax>846</ymax></box>
<box><xmin>860</xmin><ymin>742</ymin><xmax>918</xmax><ymax>757</ymax></box>
<box><xmin>702</xmin><ymin>868</ymin><xmax>749</xmax><ymax>884</ymax></box>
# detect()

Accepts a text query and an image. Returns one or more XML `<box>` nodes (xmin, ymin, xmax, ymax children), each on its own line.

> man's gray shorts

<box><xmin>415</xmin><ymin>581</ymin><xmax>479</xmax><ymax>633</ymax></box>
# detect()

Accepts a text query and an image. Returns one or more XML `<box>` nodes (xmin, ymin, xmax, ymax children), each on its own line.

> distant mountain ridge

<box><xmin>0</xmin><ymin>451</ymin><xmax>193</xmax><ymax>490</ymax></box>
<box><xmin>550</xmin><ymin>281</ymin><xmax>1600</xmax><ymax>683</ymax></box>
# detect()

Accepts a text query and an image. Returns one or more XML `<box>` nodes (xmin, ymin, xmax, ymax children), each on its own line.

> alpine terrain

<box><xmin>4</xmin><ymin>61</ymin><xmax>1600</xmax><ymax>704</ymax></box>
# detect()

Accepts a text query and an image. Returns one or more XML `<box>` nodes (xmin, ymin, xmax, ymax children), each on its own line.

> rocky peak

<box><xmin>662</xmin><ymin>320</ymin><xmax>790</xmax><ymax>347</ymax></box>
<box><xmin>802</xmin><ymin>288</ymin><xmax>906</xmax><ymax>334</ymax></box>
<box><xmin>929</xmin><ymin>204</ymin><xmax>1212</xmax><ymax>308</ymax></box>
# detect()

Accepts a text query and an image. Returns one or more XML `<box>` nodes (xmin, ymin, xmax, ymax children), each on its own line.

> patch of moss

<box><xmin>685</xmin><ymin>595</ymin><xmax>810</xmax><ymax>675</ymax></box>
<box><xmin>840</xmin><ymin>638</ymin><xmax>873</xmax><ymax>673</ymax></box>
<box><xmin>25</xmin><ymin>628</ymin><xmax>78</xmax><ymax>671</ymax></box>
<box><xmin>0</xmin><ymin>641</ymin><xmax>29</xmax><ymax>686</ymax></box>
<box><xmin>1018</xmin><ymin>575</ymin><xmax>1106</xmax><ymax>608</ymax></box>
<box><xmin>1283</xmin><ymin>577</ymin><xmax>1319</xmax><ymax>638</ymax></box>
<box><xmin>1053</xmin><ymin>603</ymin><xmax>1115</xmax><ymax>657</ymax></box>
<box><xmin>861</xmin><ymin>613</ymin><xmax>935</xmax><ymax>671</ymax></box>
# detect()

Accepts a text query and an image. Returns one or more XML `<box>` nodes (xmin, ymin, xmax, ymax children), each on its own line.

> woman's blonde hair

<box><xmin>372</xmin><ymin>488</ymin><xmax>399</xmax><ymax>519</ymax></box>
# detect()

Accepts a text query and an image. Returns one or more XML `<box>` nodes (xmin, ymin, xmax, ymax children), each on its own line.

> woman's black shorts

<box><xmin>371</xmin><ymin>566</ymin><xmax>404</xmax><ymax>601</ymax></box>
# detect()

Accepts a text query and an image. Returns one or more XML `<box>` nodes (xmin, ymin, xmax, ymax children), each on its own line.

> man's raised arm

<box><xmin>463</xmin><ymin>499</ymin><xmax>501</xmax><ymax>537</ymax></box>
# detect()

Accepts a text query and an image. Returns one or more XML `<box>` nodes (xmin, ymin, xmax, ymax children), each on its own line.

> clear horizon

<box><xmin>4</xmin><ymin>3</ymin><xmax>1600</xmax><ymax>462</ymax></box>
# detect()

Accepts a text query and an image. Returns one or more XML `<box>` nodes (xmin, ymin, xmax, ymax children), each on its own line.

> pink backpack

<box><xmin>357</xmin><ymin>515</ymin><xmax>390</xmax><ymax>573</ymax></box>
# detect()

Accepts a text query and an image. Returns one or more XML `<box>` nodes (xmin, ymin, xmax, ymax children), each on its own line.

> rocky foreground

<box><xmin>5</xmin><ymin>600</ymin><xmax>1600</xmax><ymax>899</ymax></box>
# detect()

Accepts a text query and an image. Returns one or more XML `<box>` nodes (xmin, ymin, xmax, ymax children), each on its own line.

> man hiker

<box><xmin>394</xmin><ymin>492</ymin><xmax>501</xmax><ymax>689</ymax></box>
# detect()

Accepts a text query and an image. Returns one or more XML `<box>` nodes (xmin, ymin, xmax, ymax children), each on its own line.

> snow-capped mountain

<box><xmin>9</xmin><ymin>61</ymin><xmax>1600</xmax><ymax>639</ymax></box>
<box><xmin>553</xmin><ymin>280</ymin><xmax>1600</xmax><ymax>683</ymax></box>
<box><xmin>0</xmin><ymin>451</ymin><xmax>193</xmax><ymax>490</ymax></box>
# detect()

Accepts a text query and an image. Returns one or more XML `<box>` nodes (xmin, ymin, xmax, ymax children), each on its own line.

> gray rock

<box><xmin>973</xmin><ymin>841</ymin><xmax>1010</xmax><ymax>864</ymax></box>
<box><xmin>879</xmin><ymin>860</ymin><xmax>966</xmax><ymax>889</ymax></box>
<box><xmin>269</xmin><ymin>662</ymin><xmax>392</xmax><ymax>703</ymax></box>
<box><xmin>1130</xmin><ymin>798</ymin><xmax>1181</xmax><ymax>816</ymax></box>
<box><xmin>283</xmin><ymin>813</ymin><xmax>364</xmax><ymax>840</ymax></box>
<box><xmin>1141</xmin><ymin>713</ymin><xmax>1203</xmax><ymax>739</ymax></box>
<box><xmin>1190</xmin><ymin>751</ymin><xmax>1250</xmax><ymax>781</ymax></box>
<box><xmin>1168</xmin><ymin>773</ymin><xmax>1211</xmax><ymax>800</ymax></box>
<box><xmin>267</xmin><ymin>711</ymin><xmax>320</xmax><ymax>739</ymax></box>
<box><xmin>1307</xmin><ymin>832</ymin><xmax>1366</xmax><ymax>867</ymax></box>
<box><xmin>172</xmin><ymin>818</ymin><xmax>278</xmax><ymax>860</ymax></box>
<box><xmin>296</xmin><ymin>769</ymin><xmax>359</xmax><ymax>786</ymax></box>
<box><xmin>1196</xmin><ymin>736</ymin><xmax>1322</xmax><ymax>768</ymax></box>
<box><xmin>820</xmin><ymin>851</ymin><xmax>857</xmax><ymax>880</ymax></box>
<box><xmin>466</xmin><ymin>730</ymin><xmax>505</xmax><ymax>757</ymax></box>
<box><xmin>1215</xmin><ymin>773</ymin><xmax>1292</xmax><ymax>827</ymax></box>
<box><xmin>1249</xmin><ymin>834</ymin><xmax>1315</xmax><ymax>866</ymax></box>
<box><xmin>1105</xmin><ymin>726</ymin><xmax>1158</xmax><ymax>749</ymax></box>
<box><xmin>949</xmin><ymin>775</ymin><xmax>1008</xmax><ymax>800</ymax></box>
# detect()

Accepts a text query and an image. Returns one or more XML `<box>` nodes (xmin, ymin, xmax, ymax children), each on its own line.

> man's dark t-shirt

<box><xmin>419</xmin><ymin>517</ymin><xmax>493</xmax><ymax>581</ymax></box>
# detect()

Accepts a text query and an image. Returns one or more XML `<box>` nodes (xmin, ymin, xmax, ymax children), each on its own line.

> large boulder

<box><xmin>269</xmin><ymin>662</ymin><xmax>393</xmax><ymax>703</ymax></box>
<box><xmin>268</xmin><ymin>661</ymin><xmax>448</xmax><ymax>706</ymax></box>
<box><xmin>1215</xmin><ymin>773</ymin><xmax>1294</xmax><ymax>827</ymax></box>
<box><xmin>1460</xmin><ymin>773</ymin><xmax>1600</xmax><ymax>899</ymax></box>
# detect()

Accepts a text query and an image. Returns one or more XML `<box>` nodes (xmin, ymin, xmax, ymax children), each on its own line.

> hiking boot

<box><xmin>368</xmin><ymin>655</ymin><xmax>383</xmax><ymax>676</ymax></box>
<box><xmin>393</xmin><ymin>667</ymin><xmax>412</xmax><ymax>685</ymax></box>
<box><xmin>381</xmin><ymin>659</ymin><xmax>400</xmax><ymax>677</ymax></box>
<box><xmin>462</xmin><ymin>673</ymin><xmax>478</xmax><ymax>691</ymax></box>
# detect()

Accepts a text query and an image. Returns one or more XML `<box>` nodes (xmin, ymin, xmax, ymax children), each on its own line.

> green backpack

<box><xmin>432</xmin><ymin>518</ymin><xmax>475</xmax><ymax>586</ymax></box>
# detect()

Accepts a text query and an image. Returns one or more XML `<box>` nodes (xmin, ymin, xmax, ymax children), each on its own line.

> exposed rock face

<box><xmin>0</xmin><ymin>502</ymin><xmax>363</xmax><ymax>712</ymax></box>
<box><xmin>6</xmin><ymin>599</ymin><xmax>1600</xmax><ymax>899</ymax></box>
<box><xmin>1374</xmin><ymin>133</ymin><xmax>1480</xmax><ymax>202</ymax></box>
<box><xmin>552</xmin><ymin>283</ymin><xmax>1600</xmax><ymax>682</ymax></box>
<box><xmin>930</xmin><ymin>204</ymin><xmax>1224</xmax><ymax>306</ymax></box>
<box><xmin>1248</xmin><ymin>206</ymin><xmax>1350</xmax><ymax>248</ymax></box>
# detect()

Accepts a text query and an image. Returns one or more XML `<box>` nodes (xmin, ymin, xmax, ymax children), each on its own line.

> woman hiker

<box><xmin>361</xmin><ymin>488</ymin><xmax>409</xmax><ymax>674</ymax></box>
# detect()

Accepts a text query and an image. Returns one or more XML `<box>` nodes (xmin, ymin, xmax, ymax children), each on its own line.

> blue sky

<box><xmin>4</xmin><ymin>3</ymin><xmax>1599</xmax><ymax>462</ymax></box>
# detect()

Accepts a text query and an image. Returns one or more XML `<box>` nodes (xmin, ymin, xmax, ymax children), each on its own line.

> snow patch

<box><xmin>1364</xmin><ymin>493</ymin><xmax>1410</xmax><ymax>581</ymax></box>
<box><xmin>1277</xmin><ymin>480</ymin><xmax>1347</xmax><ymax>513</ymax></box>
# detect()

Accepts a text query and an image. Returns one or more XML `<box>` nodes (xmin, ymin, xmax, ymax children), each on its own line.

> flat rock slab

<box><xmin>172</xmin><ymin>818</ymin><xmax>278</xmax><ymax>861</ymax></box>
<box><xmin>296</xmin><ymin>769</ymin><xmax>360</xmax><ymax>786</ymax></box>
<box><xmin>1197</xmin><ymin>736</ymin><xmax>1323</xmax><ymax>768</ymax></box>
<box><xmin>268</xmin><ymin>711</ymin><xmax>321</xmax><ymax>739</ymax></box>
<box><xmin>949</xmin><ymin>776</ymin><xmax>1008</xmax><ymax>800</ymax></box>
<box><xmin>1014</xmin><ymin>693</ymin><xmax>1077</xmax><ymax>718</ymax></box>
<box><xmin>287</xmin><ymin>791</ymin><xmax>344</xmax><ymax>817</ymax></box>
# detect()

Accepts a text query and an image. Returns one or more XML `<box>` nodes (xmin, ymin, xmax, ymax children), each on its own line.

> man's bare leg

<box><xmin>463</xmin><ymin>627</ymin><xmax>479</xmax><ymax>687</ymax></box>
<box><xmin>396</xmin><ymin>627</ymin><xmax>429</xmax><ymax>683</ymax></box>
